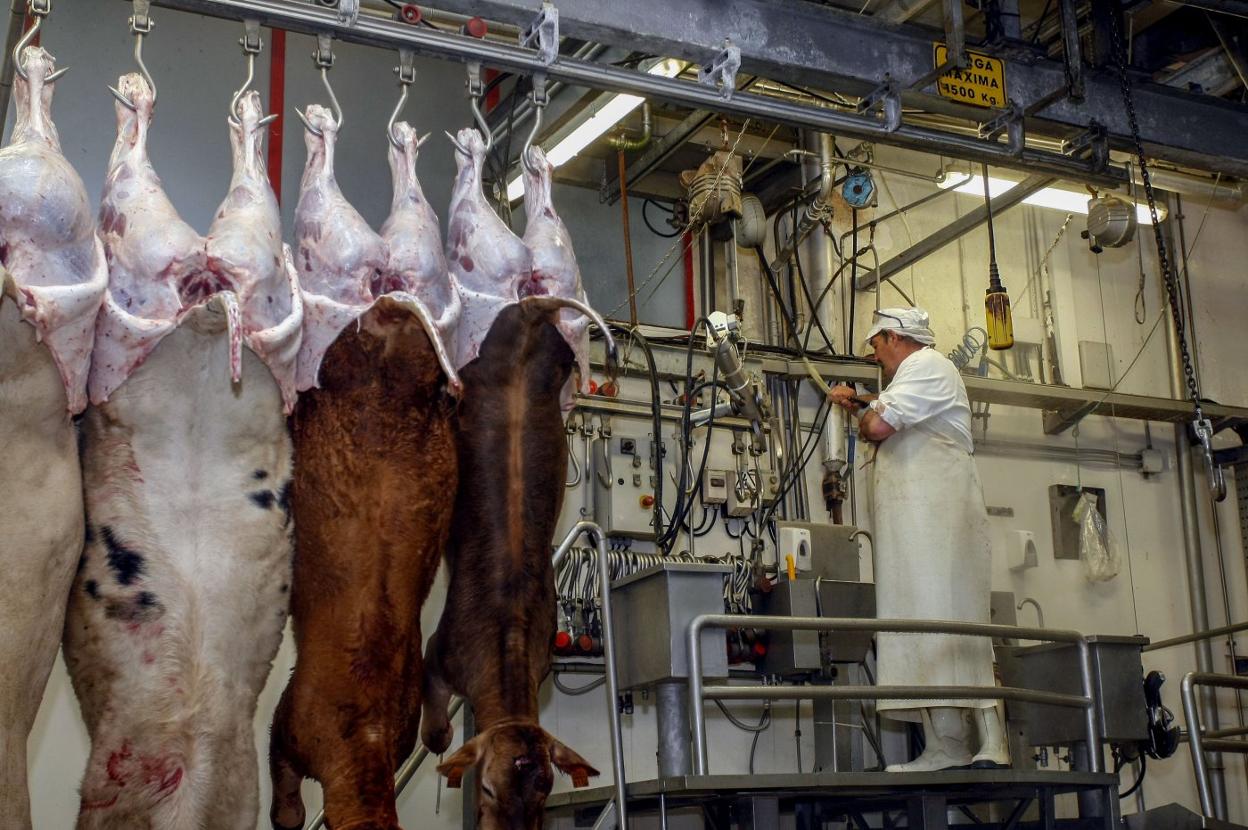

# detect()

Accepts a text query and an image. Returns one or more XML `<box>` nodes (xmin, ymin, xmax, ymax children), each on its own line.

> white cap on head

<box><xmin>864</xmin><ymin>307</ymin><xmax>937</xmax><ymax>347</ymax></box>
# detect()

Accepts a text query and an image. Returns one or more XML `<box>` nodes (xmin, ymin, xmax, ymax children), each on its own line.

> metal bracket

<box><xmin>28</xmin><ymin>0</ymin><xmax>50</xmax><ymax>16</ymax></box>
<box><xmin>978</xmin><ymin>101</ymin><xmax>1024</xmax><ymax>156</ymax></box>
<box><xmin>519</xmin><ymin>2</ymin><xmax>560</xmax><ymax>66</ymax></box>
<box><xmin>531</xmin><ymin>69</ymin><xmax>549</xmax><ymax>107</ymax></box>
<box><xmin>1063</xmin><ymin>121</ymin><xmax>1108</xmax><ymax>171</ymax></box>
<box><xmin>1193</xmin><ymin>417</ymin><xmax>1229</xmax><ymax>503</ymax></box>
<box><xmin>856</xmin><ymin>76</ymin><xmax>902</xmax><ymax>133</ymax></box>
<box><xmin>240</xmin><ymin>19</ymin><xmax>262</xmax><ymax>56</ymax></box>
<box><xmin>465</xmin><ymin>60</ymin><xmax>484</xmax><ymax>98</ymax></box>
<box><xmin>130</xmin><ymin>0</ymin><xmax>153</xmax><ymax>35</ymax></box>
<box><xmin>313</xmin><ymin>33</ymin><xmax>335</xmax><ymax>70</ymax></box>
<box><xmin>699</xmin><ymin>39</ymin><xmax>741</xmax><ymax>101</ymax></box>
<box><xmin>395</xmin><ymin>47</ymin><xmax>416</xmax><ymax>86</ymax></box>
<box><xmin>334</xmin><ymin>0</ymin><xmax>360</xmax><ymax>27</ymax></box>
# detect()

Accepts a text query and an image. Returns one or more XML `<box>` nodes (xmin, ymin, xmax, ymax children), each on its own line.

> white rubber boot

<box><xmin>971</xmin><ymin>705</ymin><xmax>1011</xmax><ymax>768</ymax></box>
<box><xmin>886</xmin><ymin>707</ymin><xmax>973</xmax><ymax>772</ymax></box>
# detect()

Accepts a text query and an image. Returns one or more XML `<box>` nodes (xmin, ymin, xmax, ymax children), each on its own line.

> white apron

<box><xmin>871</xmin><ymin>421</ymin><xmax>995</xmax><ymax>720</ymax></box>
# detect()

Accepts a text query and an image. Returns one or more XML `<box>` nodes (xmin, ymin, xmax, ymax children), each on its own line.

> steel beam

<box><xmin>856</xmin><ymin>174</ymin><xmax>1055</xmax><ymax>290</ymax></box>
<box><xmin>396</xmin><ymin>0</ymin><xmax>1248</xmax><ymax>177</ymax></box>
<box><xmin>1159</xmin><ymin>47</ymin><xmax>1242</xmax><ymax>97</ymax></box>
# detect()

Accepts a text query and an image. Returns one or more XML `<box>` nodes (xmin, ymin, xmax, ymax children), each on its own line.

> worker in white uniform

<box><xmin>828</xmin><ymin>307</ymin><xmax>1009</xmax><ymax>772</ymax></box>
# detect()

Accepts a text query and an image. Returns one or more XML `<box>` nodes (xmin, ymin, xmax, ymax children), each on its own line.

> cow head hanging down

<box><xmin>438</xmin><ymin>722</ymin><xmax>598</xmax><ymax>830</ymax></box>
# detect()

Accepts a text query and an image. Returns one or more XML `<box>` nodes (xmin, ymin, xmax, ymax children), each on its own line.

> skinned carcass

<box><xmin>0</xmin><ymin>45</ymin><xmax>106</xmax><ymax>829</ymax></box>
<box><xmin>268</xmin><ymin>108</ymin><xmax>459</xmax><ymax>830</ymax></box>
<box><xmin>63</xmin><ymin>81</ymin><xmax>301</xmax><ymax>828</ymax></box>
<box><xmin>422</xmin><ymin>130</ymin><xmax>614</xmax><ymax>830</ymax></box>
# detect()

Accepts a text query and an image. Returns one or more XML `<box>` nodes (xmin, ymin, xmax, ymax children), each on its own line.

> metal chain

<box><xmin>1109</xmin><ymin>3</ymin><xmax>1225</xmax><ymax>501</ymax></box>
<box><xmin>1107</xmin><ymin>5</ymin><xmax>1200</xmax><ymax>416</ymax></box>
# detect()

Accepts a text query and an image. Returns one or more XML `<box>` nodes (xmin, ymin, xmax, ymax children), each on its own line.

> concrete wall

<box><xmin>14</xmin><ymin>3</ymin><xmax>1248</xmax><ymax>829</ymax></box>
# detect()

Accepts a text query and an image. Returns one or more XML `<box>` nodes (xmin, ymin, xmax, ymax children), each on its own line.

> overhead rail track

<box><xmin>148</xmin><ymin>0</ymin><xmax>1129</xmax><ymax>186</ymax></box>
<box><xmin>387</xmin><ymin>0</ymin><xmax>1248</xmax><ymax>179</ymax></box>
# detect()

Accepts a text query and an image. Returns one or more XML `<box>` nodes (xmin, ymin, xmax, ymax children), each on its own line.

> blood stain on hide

<box><xmin>249</xmin><ymin>490</ymin><xmax>276</xmax><ymax>510</ymax></box>
<box><xmin>101</xmin><ymin>526</ymin><xmax>145</xmax><ymax>586</ymax></box>
<box><xmin>460</xmin><ymin>255</ymin><xmax>474</xmax><ymax>272</ymax></box>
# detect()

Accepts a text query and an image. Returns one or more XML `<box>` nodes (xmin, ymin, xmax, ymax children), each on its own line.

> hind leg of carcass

<box><xmin>269</xmin><ymin>693</ymin><xmax>307</xmax><ymax>830</ymax></box>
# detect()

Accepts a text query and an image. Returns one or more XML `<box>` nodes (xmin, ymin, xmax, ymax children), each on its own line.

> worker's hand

<box><xmin>827</xmin><ymin>384</ymin><xmax>860</xmax><ymax>411</ymax></box>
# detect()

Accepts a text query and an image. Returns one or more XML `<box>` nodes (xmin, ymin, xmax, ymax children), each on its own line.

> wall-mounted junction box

<box><xmin>593</xmin><ymin>433</ymin><xmax>659</xmax><ymax>540</ymax></box>
<box><xmin>702</xmin><ymin>469</ymin><xmax>729</xmax><ymax>505</ymax></box>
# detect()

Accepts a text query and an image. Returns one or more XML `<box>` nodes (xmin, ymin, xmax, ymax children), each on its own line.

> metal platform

<box><xmin>548</xmin><ymin>770</ymin><xmax>1120</xmax><ymax>830</ymax></box>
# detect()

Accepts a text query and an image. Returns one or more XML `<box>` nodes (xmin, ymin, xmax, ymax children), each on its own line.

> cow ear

<box><xmin>550</xmin><ymin>739</ymin><xmax>600</xmax><ymax>789</ymax></box>
<box><xmin>437</xmin><ymin>737</ymin><xmax>483</xmax><ymax>789</ymax></box>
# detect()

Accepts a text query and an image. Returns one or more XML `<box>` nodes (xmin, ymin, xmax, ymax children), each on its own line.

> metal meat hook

<box><xmin>296</xmin><ymin>34</ymin><xmax>343</xmax><ymax>137</ymax></box>
<box><xmin>14</xmin><ymin>0</ymin><xmax>68</xmax><ymax>83</ymax></box>
<box><xmin>521</xmin><ymin>70</ymin><xmax>548</xmax><ymax>175</ymax></box>
<box><xmin>107</xmin><ymin>2</ymin><xmax>157</xmax><ymax>111</ymax></box>
<box><xmin>229</xmin><ymin>19</ymin><xmax>276</xmax><ymax>128</ymax></box>
<box><xmin>463</xmin><ymin>61</ymin><xmax>493</xmax><ymax>153</ymax></box>
<box><xmin>386</xmin><ymin>48</ymin><xmax>416</xmax><ymax>149</ymax></box>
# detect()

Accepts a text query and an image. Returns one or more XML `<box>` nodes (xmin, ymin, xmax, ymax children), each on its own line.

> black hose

<box><xmin>642</xmin><ymin>199</ymin><xmax>681</xmax><ymax>238</ymax></box>
<box><xmin>1119</xmin><ymin>753</ymin><xmax>1146</xmax><ymax>799</ymax></box>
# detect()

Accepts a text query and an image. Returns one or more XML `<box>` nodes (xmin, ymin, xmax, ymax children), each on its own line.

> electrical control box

<box><xmin>593</xmin><ymin>433</ymin><xmax>659</xmax><ymax>540</ymax></box>
<box><xmin>702</xmin><ymin>469</ymin><xmax>729</xmax><ymax>505</ymax></box>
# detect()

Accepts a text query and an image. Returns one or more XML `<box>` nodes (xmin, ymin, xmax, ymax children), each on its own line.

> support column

<box><xmin>656</xmin><ymin>681</ymin><xmax>693</xmax><ymax>777</ymax></box>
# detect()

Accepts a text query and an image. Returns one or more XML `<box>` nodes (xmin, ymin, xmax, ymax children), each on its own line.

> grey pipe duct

<box><xmin>770</xmin><ymin>133</ymin><xmax>835</xmax><ymax>279</ymax></box>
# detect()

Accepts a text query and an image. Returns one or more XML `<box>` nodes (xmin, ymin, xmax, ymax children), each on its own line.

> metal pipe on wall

<box><xmin>1164</xmin><ymin>195</ymin><xmax>1228</xmax><ymax>817</ymax></box>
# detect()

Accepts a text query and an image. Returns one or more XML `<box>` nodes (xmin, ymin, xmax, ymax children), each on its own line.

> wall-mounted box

<box><xmin>610</xmin><ymin>562</ymin><xmax>731</xmax><ymax>690</ymax></box>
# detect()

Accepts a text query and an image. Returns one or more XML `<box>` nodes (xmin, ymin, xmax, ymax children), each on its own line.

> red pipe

<box><xmin>266</xmin><ymin>28</ymin><xmax>287</xmax><ymax>204</ymax></box>
<box><xmin>683</xmin><ymin>230</ymin><xmax>695</xmax><ymax>330</ymax></box>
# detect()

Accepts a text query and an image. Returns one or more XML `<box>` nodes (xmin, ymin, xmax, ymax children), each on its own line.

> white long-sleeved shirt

<box><xmin>872</xmin><ymin>347</ymin><xmax>974</xmax><ymax>454</ymax></box>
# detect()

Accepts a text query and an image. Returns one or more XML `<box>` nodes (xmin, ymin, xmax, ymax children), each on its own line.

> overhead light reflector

<box><xmin>939</xmin><ymin>174</ymin><xmax>1164</xmax><ymax>224</ymax></box>
<box><xmin>506</xmin><ymin>59</ymin><xmax>686</xmax><ymax>203</ymax></box>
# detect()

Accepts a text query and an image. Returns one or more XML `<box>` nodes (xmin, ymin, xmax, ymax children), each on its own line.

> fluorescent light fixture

<box><xmin>939</xmin><ymin>174</ymin><xmax>1164</xmax><ymax>224</ymax></box>
<box><xmin>506</xmin><ymin>59</ymin><xmax>686</xmax><ymax>203</ymax></box>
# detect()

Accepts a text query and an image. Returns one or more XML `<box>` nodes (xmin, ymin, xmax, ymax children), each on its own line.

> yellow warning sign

<box><xmin>932</xmin><ymin>44</ymin><xmax>1007</xmax><ymax>108</ymax></box>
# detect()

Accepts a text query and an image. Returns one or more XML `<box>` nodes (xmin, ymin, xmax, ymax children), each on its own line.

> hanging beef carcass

<box><xmin>519</xmin><ymin>145</ymin><xmax>591</xmax><ymax>409</ymax></box>
<box><xmin>268</xmin><ymin>107</ymin><xmax>460</xmax><ymax>830</ymax></box>
<box><xmin>0</xmin><ymin>45</ymin><xmax>106</xmax><ymax>829</ymax></box>
<box><xmin>422</xmin><ymin>130</ymin><xmax>615</xmax><ymax>829</ymax></box>
<box><xmin>63</xmin><ymin>80</ymin><xmax>301</xmax><ymax>828</ymax></box>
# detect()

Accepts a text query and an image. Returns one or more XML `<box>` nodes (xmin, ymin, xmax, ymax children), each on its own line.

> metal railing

<box><xmin>1143</xmin><ymin>620</ymin><xmax>1248</xmax><ymax>652</ymax></box>
<box><xmin>1180</xmin><ymin>672</ymin><xmax>1248</xmax><ymax>818</ymax></box>
<box><xmin>687</xmin><ymin>614</ymin><xmax>1101</xmax><ymax>776</ymax></box>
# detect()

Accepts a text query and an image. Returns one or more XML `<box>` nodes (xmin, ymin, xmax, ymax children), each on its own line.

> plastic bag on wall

<box><xmin>1074</xmin><ymin>491</ymin><xmax>1122</xmax><ymax>582</ymax></box>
